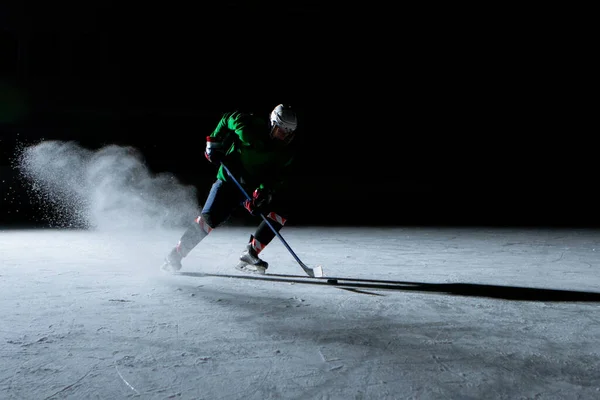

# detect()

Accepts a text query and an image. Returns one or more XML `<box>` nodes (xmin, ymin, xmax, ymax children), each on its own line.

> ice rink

<box><xmin>2</xmin><ymin>225</ymin><xmax>599</xmax><ymax>399</ymax></box>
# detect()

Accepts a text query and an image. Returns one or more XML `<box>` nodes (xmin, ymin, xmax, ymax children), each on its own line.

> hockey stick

<box><xmin>221</xmin><ymin>162</ymin><xmax>324</xmax><ymax>278</ymax></box>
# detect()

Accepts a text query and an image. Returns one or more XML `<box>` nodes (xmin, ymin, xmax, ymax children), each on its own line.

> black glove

<box><xmin>243</xmin><ymin>187</ymin><xmax>273</xmax><ymax>215</ymax></box>
<box><xmin>204</xmin><ymin>136</ymin><xmax>226</xmax><ymax>165</ymax></box>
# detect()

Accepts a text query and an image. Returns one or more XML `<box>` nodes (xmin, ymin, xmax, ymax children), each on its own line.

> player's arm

<box><xmin>204</xmin><ymin>112</ymin><xmax>239</xmax><ymax>164</ymax></box>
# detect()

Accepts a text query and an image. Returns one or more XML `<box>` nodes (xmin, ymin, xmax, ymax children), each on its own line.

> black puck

<box><xmin>327</xmin><ymin>279</ymin><xmax>338</xmax><ymax>284</ymax></box>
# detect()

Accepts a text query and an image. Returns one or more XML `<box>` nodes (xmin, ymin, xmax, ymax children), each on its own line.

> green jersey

<box><xmin>209</xmin><ymin>111</ymin><xmax>295</xmax><ymax>193</ymax></box>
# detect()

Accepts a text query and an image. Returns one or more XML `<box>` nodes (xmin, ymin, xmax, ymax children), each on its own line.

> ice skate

<box><xmin>236</xmin><ymin>242</ymin><xmax>268</xmax><ymax>275</ymax></box>
<box><xmin>161</xmin><ymin>246</ymin><xmax>183</xmax><ymax>273</ymax></box>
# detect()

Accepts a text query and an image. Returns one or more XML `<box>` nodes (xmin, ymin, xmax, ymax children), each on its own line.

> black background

<box><xmin>1</xmin><ymin>2</ymin><xmax>595</xmax><ymax>228</ymax></box>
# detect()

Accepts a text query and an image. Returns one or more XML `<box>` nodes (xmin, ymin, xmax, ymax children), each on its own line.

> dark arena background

<box><xmin>1</xmin><ymin>2</ymin><xmax>592</xmax><ymax>229</ymax></box>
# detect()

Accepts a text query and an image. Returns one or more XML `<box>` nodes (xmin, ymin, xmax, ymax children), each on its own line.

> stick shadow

<box><xmin>175</xmin><ymin>272</ymin><xmax>600</xmax><ymax>302</ymax></box>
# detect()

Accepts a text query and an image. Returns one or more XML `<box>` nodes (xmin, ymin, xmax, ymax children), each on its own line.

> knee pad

<box><xmin>266</xmin><ymin>212</ymin><xmax>287</xmax><ymax>226</ymax></box>
<box><xmin>196</xmin><ymin>215</ymin><xmax>214</xmax><ymax>233</ymax></box>
<box><xmin>199</xmin><ymin>212</ymin><xmax>218</xmax><ymax>230</ymax></box>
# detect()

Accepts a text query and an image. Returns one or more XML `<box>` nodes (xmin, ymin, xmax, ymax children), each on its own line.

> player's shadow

<box><xmin>176</xmin><ymin>272</ymin><xmax>600</xmax><ymax>302</ymax></box>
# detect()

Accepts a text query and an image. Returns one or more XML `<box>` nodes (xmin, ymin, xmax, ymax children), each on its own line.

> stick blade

<box><xmin>310</xmin><ymin>265</ymin><xmax>324</xmax><ymax>278</ymax></box>
<box><xmin>299</xmin><ymin>262</ymin><xmax>323</xmax><ymax>278</ymax></box>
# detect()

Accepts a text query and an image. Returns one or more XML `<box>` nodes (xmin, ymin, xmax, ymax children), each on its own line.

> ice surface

<box><xmin>1</xmin><ymin>226</ymin><xmax>600</xmax><ymax>399</ymax></box>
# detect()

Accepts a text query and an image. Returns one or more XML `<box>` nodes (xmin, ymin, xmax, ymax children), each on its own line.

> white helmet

<box><xmin>270</xmin><ymin>104</ymin><xmax>298</xmax><ymax>134</ymax></box>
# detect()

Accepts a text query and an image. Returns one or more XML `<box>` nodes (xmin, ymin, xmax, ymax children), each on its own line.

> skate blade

<box><xmin>161</xmin><ymin>261</ymin><xmax>181</xmax><ymax>274</ymax></box>
<box><xmin>235</xmin><ymin>262</ymin><xmax>267</xmax><ymax>275</ymax></box>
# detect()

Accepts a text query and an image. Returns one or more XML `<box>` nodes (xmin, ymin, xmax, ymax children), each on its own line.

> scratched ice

<box><xmin>1</xmin><ymin>226</ymin><xmax>600</xmax><ymax>400</ymax></box>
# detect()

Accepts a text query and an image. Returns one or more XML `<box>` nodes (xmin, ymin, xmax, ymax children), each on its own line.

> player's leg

<box><xmin>237</xmin><ymin>209</ymin><xmax>288</xmax><ymax>274</ymax></box>
<box><xmin>162</xmin><ymin>179</ymin><xmax>242</xmax><ymax>272</ymax></box>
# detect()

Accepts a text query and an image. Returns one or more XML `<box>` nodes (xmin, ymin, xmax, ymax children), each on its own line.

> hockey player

<box><xmin>162</xmin><ymin>104</ymin><xmax>299</xmax><ymax>274</ymax></box>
